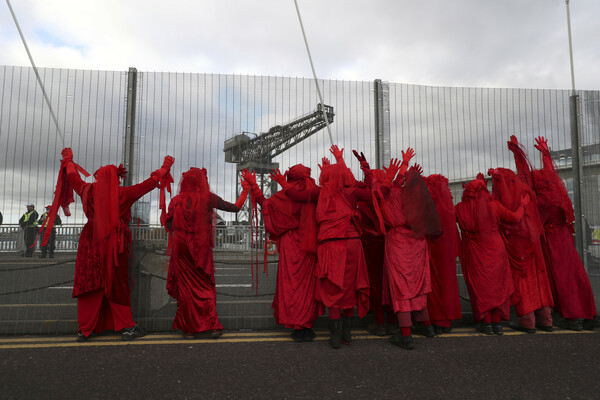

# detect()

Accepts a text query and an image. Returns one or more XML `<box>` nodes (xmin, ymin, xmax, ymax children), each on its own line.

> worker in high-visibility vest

<box><xmin>19</xmin><ymin>203</ymin><xmax>38</xmax><ymax>257</ymax></box>
<box><xmin>38</xmin><ymin>205</ymin><xmax>62</xmax><ymax>258</ymax></box>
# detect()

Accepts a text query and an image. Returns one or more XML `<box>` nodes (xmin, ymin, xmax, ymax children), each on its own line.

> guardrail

<box><xmin>0</xmin><ymin>224</ymin><xmax>266</xmax><ymax>253</ymax></box>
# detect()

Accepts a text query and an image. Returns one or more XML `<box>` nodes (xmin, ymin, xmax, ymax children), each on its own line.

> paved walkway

<box><xmin>1</xmin><ymin>328</ymin><xmax>599</xmax><ymax>400</ymax></box>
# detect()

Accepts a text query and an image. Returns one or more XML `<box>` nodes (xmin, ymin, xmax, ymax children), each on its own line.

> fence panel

<box><xmin>1</xmin><ymin>65</ymin><xmax>598</xmax><ymax>334</ymax></box>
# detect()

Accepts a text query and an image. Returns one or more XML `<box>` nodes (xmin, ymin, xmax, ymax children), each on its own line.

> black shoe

<box><xmin>328</xmin><ymin>319</ymin><xmax>342</xmax><ymax>349</ymax></box>
<box><xmin>390</xmin><ymin>334</ymin><xmax>415</xmax><ymax>350</ymax></box>
<box><xmin>476</xmin><ymin>323</ymin><xmax>494</xmax><ymax>335</ymax></box>
<box><xmin>341</xmin><ymin>316</ymin><xmax>352</xmax><ymax>345</ymax></box>
<box><xmin>385</xmin><ymin>323</ymin><xmax>401</xmax><ymax>336</ymax></box>
<box><xmin>210</xmin><ymin>329</ymin><xmax>223</xmax><ymax>339</ymax></box>
<box><xmin>566</xmin><ymin>319</ymin><xmax>584</xmax><ymax>331</ymax></box>
<box><xmin>121</xmin><ymin>325</ymin><xmax>147</xmax><ymax>341</ymax></box>
<box><xmin>423</xmin><ymin>324</ymin><xmax>435</xmax><ymax>338</ymax></box>
<box><xmin>302</xmin><ymin>328</ymin><xmax>316</xmax><ymax>342</ymax></box>
<box><xmin>413</xmin><ymin>323</ymin><xmax>436</xmax><ymax>338</ymax></box>
<box><xmin>535</xmin><ymin>324</ymin><xmax>553</xmax><ymax>332</ymax></box>
<box><xmin>76</xmin><ymin>331</ymin><xmax>87</xmax><ymax>342</ymax></box>
<box><xmin>291</xmin><ymin>329</ymin><xmax>304</xmax><ymax>342</ymax></box>
<box><xmin>492</xmin><ymin>323</ymin><xmax>503</xmax><ymax>335</ymax></box>
<box><xmin>76</xmin><ymin>331</ymin><xmax>95</xmax><ymax>342</ymax></box>
<box><xmin>367</xmin><ymin>323</ymin><xmax>387</xmax><ymax>337</ymax></box>
<box><xmin>509</xmin><ymin>322</ymin><xmax>536</xmax><ymax>334</ymax></box>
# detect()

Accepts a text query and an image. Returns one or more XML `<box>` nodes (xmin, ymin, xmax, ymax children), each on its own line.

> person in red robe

<box><xmin>508</xmin><ymin>136</ymin><xmax>598</xmax><ymax>330</ymax></box>
<box><xmin>241</xmin><ymin>165</ymin><xmax>319</xmax><ymax>342</ymax></box>
<box><xmin>456</xmin><ymin>175</ymin><xmax>528</xmax><ymax>336</ymax></box>
<box><xmin>60</xmin><ymin>148</ymin><xmax>174</xmax><ymax>342</ymax></box>
<box><xmin>283</xmin><ymin>145</ymin><xmax>373</xmax><ymax>349</ymax></box>
<box><xmin>424</xmin><ymin>174</ymin><xmax>462</xmax><ymax>335</ymax></box>
<box><xmin>379</xmin><ymin>160</ymin><xmax>443</xmax><ymax>350</ymax></box>
<box><xmin>354</xmin><ymin>162</ymin><xmax>399</xmax><ymax>337</ymax></box>
<box><xmin>488</xmin><ymin>166</ymin><xmax>554</xmax><ymax>333</ymax></box>
<box><xmin>164</xmin><ymin>167</ymin><xmax>249</xmax><ymax>339</ymax></box>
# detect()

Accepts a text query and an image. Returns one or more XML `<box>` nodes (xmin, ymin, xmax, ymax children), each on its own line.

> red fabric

<box><xmin>37</xmin><ymin>158</ymin><xmax>89</xmax><ymax>247</ymax></box>
<box><xmin>67</xmin><ymin>168</ymin><xmax>158</xmax><ymax>304</ymax></box>
<box><xmin>424</xmin><ymin>174</ymin><xmax>462</xmax><ymax>323</ymax></box>
<box><xmin>509</xmin><ymin>138</ymin><xmax>596</xmax><ymax>320</ymax></box>
<box><xmin>396</xmin><ymin>308</ymin><xmax>429</xmax><ymax>328</ymax></box>
<box><xmin>538</xmin><ymin>201</ymin><xmax>597</xmax><ymax>319</ymax></box>
<box><xmin>456</xmin><ymin>178</ymin><xmax>522</xmax><ymax>322</ymax></box>
<box><xmin>489</xmin><ymin>168</ymin><xmax>553</xmax><ymax>316</ymax></box>
<box><xmin>77</xmin><ymin>288</ymin><xmax>135</xmax><ymax>337</ymax></box>
<box><xmin>401</xmin><ymin>170</ymin><xmax>443</xmax><ymax>237</ymax></box>
<box><xmin>380</xmin><ymin>182</ymin><xmax>431</xmax><ymax>314</ymax></box>
<box><xmin>165</xmin><ymin>170</ymin><xmax>239</xmax><ymax>333</ymax></box>
<box><xmin>262</xmin><ymin>189</ymin><xmax>319</xmax><ymax>329</ymax></box>
<box><xmin>315</xmin><ymin>183</ymin><xmax>370</xmax><ymax>318</ymax></box>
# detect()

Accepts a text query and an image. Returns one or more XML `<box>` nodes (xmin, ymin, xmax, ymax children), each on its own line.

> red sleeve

<box><xmin>491</xmin><ymin>200</ymin><xmax>524</xmax><ymax>223</ymax></box>
<box><xmin>211</xmin><ymin>193</ymin><xmax>239</xmax><ymax>212</ymax></box>
<box><xmin>252</xmin><ymin>189</ymin><xmax>266</xmax><ymax>207</ymax></box>
<box><xmin>66</xmin><ymin>170</ymin><xmax>88</xmax><ymax>197</ymax></box>
<box><xmin>120</xmin><ymin>177</ymin><xmax>159</xmax><ymax>205</ymax></box>
<box><xmin>285</xmin><ymin>186</ymin><xmax>321</xmax><ymax>203</ymax></box>
<box><xmin>541</xmin><ymin>151</ymin><xmax>555</xmax><ymax>173</ymax></box>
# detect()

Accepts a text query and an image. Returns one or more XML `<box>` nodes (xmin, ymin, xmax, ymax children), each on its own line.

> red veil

<box><xmin>168</xmin><ymin>168</ymin><xmax>213</xmax><ymax>263</ymax></box>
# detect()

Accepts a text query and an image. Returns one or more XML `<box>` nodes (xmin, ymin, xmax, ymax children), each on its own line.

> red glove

<box><xmin>401</xmin><ymin>147</ymin><xmax>415</xmax><ymax>165</ymax></box>
<box><xmin>508</xmin><ymin>135</ymin><xmax>520</xmax><ymax>147</ymax></box>
<box><xmin>162</xmin><ymin>155</ymin><xmax>175</xmax><ymax>170</ymax></box>
<box><xmin>330</xmin><ymin>145</ymin><xmax>344</xmax><ymax>162</ymax></box>
<box><xmin>241</xmin><ymin>169</ymin><xmax>257</xmax><ymax>187</ymax></box>
<box><xmin>352</xmin><ymin>150</ymin><xmax>370</xmax><ymax>171</ymax></box>
<box><xmin>61</xmin><ymin>148</ymin><xmax>73</xmax><ymax>162</ymax></box>
<box><xmin>269</xmin><ymin>168</ymin><xmax>289</xmax><ymax>190</ymax></box>
<box><xmin>318</xmin><ymin>157</ymin><xmax>331</xmax><ymax>170</ymax></box>
<box><xmin>235</xmin><ymin>184</ymin><xmax>250</xmax><ymax>209</ymax></box>
<box><xmin>534</xmin><ymin>136</ymin><xmax>550</xmax><ymax>154</ymax></box>
<box><xmin>520</xmin><ymin>193</ymin><xmax>530</xmax><ymax>207</ymax></box>
<box><xmin>383</xmin><ymin>158</ymin><xmax>402</xmax><ymax>183</ymax></box>
<box><xmin>409</xmin><ymin>163</ymin><xmax>423</xmax><ymax>175</ymax></box>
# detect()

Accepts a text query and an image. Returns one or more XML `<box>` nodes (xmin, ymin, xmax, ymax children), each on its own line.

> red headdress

<box><xmin>318</xmin><ymin>162</ymin><xmax>356</xmax><ymax>212</ymax></box>
<box><xmin>286</xmin><ymin>164</ymin><xmax>318</xmax><ymax>253</ymax></box>
<box><xmin>172</xmin><ymin>167</ymin><xmax>212</xmax><ymax>239</ymax></box>
<box><xmin>459</xmin><ymin>177</ymin><xmax>494</xmax><ymax>235</ymax></box>
<box><xmin>91</xmin><ymin>165</ymin><xmax>124</xmax><ymax>301</ymax></box>
<box><xmin>401</xmin><ymin>170</ymin><xmax>443</xmax><ymax>237</ymax></box>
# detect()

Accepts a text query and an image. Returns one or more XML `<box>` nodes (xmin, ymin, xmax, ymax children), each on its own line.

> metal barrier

<box><xmin>1</xmin><ymin>65</ymin><xmax>599</xmax><ymax>334</ymax></box>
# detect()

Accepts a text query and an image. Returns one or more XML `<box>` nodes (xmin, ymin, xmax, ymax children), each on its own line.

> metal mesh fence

<box><xmin>1</xmin><ymin>65</ymin><xmax>599</xmax><ymax>334</ymax></box>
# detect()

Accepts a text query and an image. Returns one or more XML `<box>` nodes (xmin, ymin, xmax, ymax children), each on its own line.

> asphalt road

<box><xmin>1</xmin><ymin>329</ymin><xmax>599</xmax><ymax>400</ymax></box>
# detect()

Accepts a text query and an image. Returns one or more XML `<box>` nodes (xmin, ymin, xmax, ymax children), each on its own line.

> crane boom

<box><xmin>224</xmin><ymin>104</ymin><xmax>334</xmax><ymax>171</ymax></box>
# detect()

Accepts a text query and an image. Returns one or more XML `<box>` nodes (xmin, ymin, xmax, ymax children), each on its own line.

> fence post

<box><xmin>373</xmin><ymin>79</ymin><xmax>391</xmax><ymax>169</ymax></box>
<box><xmin>123</xmin><ymin>67</ymin><xmax>138</xmax><ymax>187</ymax></box>
<box><xmin>570</xmin><ymin>94</ymin><xmax>588</xmax><ymax>270</ymax></box>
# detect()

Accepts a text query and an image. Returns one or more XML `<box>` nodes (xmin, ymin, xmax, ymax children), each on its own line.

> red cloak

<box><xmin>424</xmin><ymin>174</ymin><xmax>462</xmax><ymax>323</ymax></box>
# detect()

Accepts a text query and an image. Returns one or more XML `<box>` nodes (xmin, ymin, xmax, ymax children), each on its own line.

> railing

<box><xmin>0</xmin><ymin>223</ymin><xmax>266</xmax><ymax>253</ymax></box>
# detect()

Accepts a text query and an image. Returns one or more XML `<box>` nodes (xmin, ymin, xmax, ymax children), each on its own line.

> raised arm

<box><xmin>534</xmin><ymin>136</ymin><xmax>555</xmax><ymax>172</ymax></box>
<box><xmin>242</xmin><ymin>169</ymin><xmax>265</xmax><ymax>207</ymax></box>
<box><xmin>61</xmin><ymin>148</ymin><xmax>88</xmax><ymax>196</ymax></box>
<box><xmin>400</xmin><ymin>147</ymin><xmax>415</xmax><ymax>176</ymax></box>
<box><xmin>352</xmin><ymin>150</ymin><xmax>373</xmax><ymax>187</ymax></box>
<box><xmin>330</xmin><ymin>145</ymin><xmax>346</xmax><ymax>167</ymax></box>
<box><xmin>285</xmin><ymin>186</ymin><xmax>321</xmax><ymax>203</ymax></box>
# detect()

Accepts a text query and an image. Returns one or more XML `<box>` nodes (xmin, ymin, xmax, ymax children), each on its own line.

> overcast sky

<box><xmin>1</xmin><ymin>0</ymin><xmax>599</xmax><ymax>90</ymax></box>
